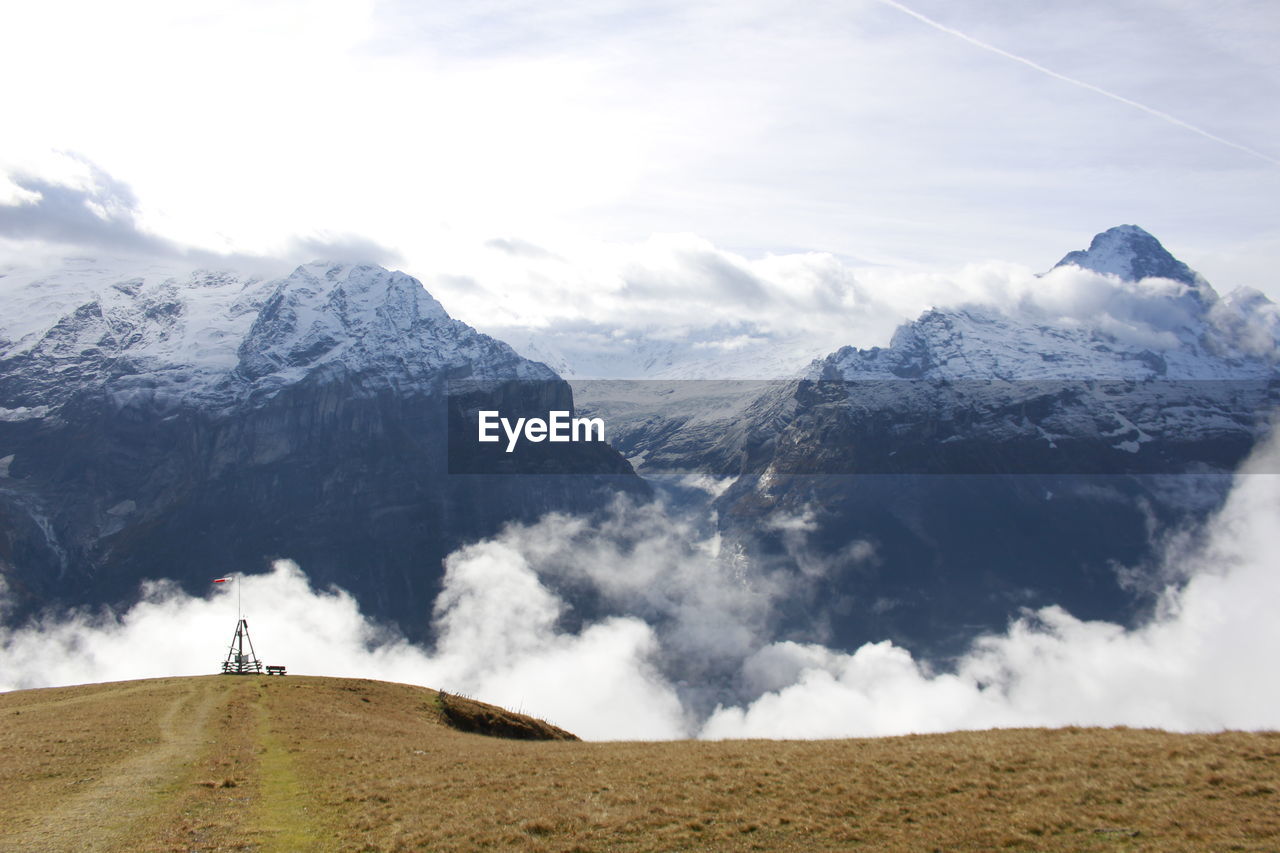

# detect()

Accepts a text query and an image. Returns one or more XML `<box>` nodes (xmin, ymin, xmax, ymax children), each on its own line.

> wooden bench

<box><xmin>265</xmin><ymin>665</ymin><xmax>287</xmax><ymax>676</ymax></box>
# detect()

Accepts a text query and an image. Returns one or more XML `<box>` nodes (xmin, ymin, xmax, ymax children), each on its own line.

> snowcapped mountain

<box><xmin>0</xmin><ymin>259</ymin><xmax>555</xmax><ymax>414</ymax></box>
<box><xmin>773</xmin><ymin>226</ymin><xmax>1276</xmax><ymax>471</ymax></box>
<box><xmin>818</xmin><ymin>301</ymin><xmax>1276</xmax><ymax>384</ymax></box>
<box><xmin>820</xmin><ymin>226</ymin><xmax>1276</xmax><ymax>384</ymax></box>
<box><xmin>0</xmin><ymin>257</ymin><xmax>636</xmax><ymax>635</ymax></box>
<box><xmin>593</xmin><ymin>227</ymin><xmax>1278</xmax><ymax>657</ymax></box>
<box><xmin>1052</xmin><ymin>223</ymin><xmax>1206</xmax><ymax>287</ymax></box>
<box><xmin>794</xmin><ymin>264</ymin><xmax>1276</xmax><ymax>467</ymax></box>
<box><xmin>588</xmin><ymin>227</ymin><xmax>1278</xmax><ymax>478</ymax></box>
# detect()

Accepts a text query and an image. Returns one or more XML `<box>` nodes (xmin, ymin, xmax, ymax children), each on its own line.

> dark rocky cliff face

<box><xmin>713</xmin><ymin>445</ymin><xmax>1243</xmax><ymax>660</ymax></box>
<box><xmin>0</xmin><ymin>368</ymin><xmax>642</xmax><ymax>638</ymax></box>
<box><xmin>606</xmin><ymin>376</ymin><xmax>1269</xmax><ymax>658</ymax></box>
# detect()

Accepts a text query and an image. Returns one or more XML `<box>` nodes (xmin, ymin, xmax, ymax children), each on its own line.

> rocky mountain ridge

<box><xmin>0</xmin><ymin>259</ymin><xmax>556</xmax><ymax>413</ymax></box>
<box><xmin>1052</xmin><ymin>223</ymin><xmax>1205</xmax><ymax>287</ymax></box>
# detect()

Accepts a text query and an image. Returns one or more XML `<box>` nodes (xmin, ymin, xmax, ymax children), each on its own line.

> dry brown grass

<box><xmin>2</xmin><ymin>675</ymin><xmax>1278</xmax><ymax>851</ymax></box>
<box><xmin>0</xmin><ymin>676</ymin><xmax>249</xmax><ymax>852</ymax></box>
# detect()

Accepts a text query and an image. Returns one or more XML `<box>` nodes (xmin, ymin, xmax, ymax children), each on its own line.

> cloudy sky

<box><xmin>2</xmin><ymin>0</ymin><xmax>1277</xmax><ymax>307</ymax></box>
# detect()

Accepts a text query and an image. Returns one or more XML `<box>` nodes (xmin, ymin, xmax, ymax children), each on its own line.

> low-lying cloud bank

<box><xmin>3</xmin><ymin>435</ymin><xmax>1279</xmax><ymax>740</ymax></box>
<box><xmin>704</xmin><ymin>443</ymin><xmax>1280</xmax><ymax>737</ymax></box>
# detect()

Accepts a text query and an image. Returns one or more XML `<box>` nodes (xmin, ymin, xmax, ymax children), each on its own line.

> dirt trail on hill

<box><xmin>0</xmin><ymin>678</ymin><xmax>229</xmax><ymax>853</ymax></box>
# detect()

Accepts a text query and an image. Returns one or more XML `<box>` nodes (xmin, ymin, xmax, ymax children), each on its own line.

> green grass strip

<box><xmin>250</xmin><ymin>687</ymin><xmax>330</xmax><ymax>852</ymax></box>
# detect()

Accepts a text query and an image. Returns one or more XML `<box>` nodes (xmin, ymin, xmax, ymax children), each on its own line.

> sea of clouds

<box><xmin>3</xmin><ymin>428</ymin><xmax>1278</xmax><ymax>741</ymax></box>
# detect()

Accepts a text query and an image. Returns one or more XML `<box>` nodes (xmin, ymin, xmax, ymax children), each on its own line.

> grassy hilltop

<box><xmin>1</xmin><ymin>675</ymin><xmax>1277</xmax><ymax>852</ymax></box>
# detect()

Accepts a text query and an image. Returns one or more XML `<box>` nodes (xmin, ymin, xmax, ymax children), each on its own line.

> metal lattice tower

<box><xmin>220</xmin><ymin>618</ymin><xmax>263</xmax><ymax>674</ymax></box>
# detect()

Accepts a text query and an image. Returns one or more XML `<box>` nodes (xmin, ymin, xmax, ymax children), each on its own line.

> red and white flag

<box><xmin>213</xmin><ymin>576</ymin><xmax>232</xmax><ymax>584</ymax></box>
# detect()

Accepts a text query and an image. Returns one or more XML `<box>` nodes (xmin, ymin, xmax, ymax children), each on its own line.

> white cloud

<box><xmin>429</xmin><ymin>536</ymin><xmax>687</xmax><ymax>739</ymax></box>
<box><xmin>703</xmin><ymin>431</ymin><xmax>1280</xmax><ymax>738</ymax></box>
<box><xmin>0</xmin><ymin>554</ymin><xmax>686</xmax><ymax>741</ymax></box>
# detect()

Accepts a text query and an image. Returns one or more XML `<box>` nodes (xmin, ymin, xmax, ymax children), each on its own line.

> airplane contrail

<box><xmin>878</xmin><ymin>0</ymin><xmax>1280</xmax><ymax>168</ymax></box>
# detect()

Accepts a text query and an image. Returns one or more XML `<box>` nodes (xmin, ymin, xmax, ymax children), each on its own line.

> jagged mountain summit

<box><xmin>821</xmin><ymin>227</ymin><xmax>1274</xmax><ymax>384</ymax></box>
<box><xmin>0</xmin><ymin>257</ymin><xmax>637</xmax><ymax>633</ymax></box>
<box><xmin>1052</xmin><ymin>224</ymin><xmax>1204</xmax><ymax>287</ymax></box>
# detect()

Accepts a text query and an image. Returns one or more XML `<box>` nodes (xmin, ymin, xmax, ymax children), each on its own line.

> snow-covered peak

<box><xmin>820</xmin><ymin>278</ymin><xmax>1277</xmax><ymax>383</ymax></box>
<box><xmin>819</xmin><ymin>300</ymin><xmax>1249</xmax><ymax>376</ymax></box>
<box><xmin>811</xmin><ymin>226</ymin><xmax>1278</xmax><ymax>383</ymax></box>
<box><xmin>286</xmin><ymin>262</ymin><xmax>450</xmax><ymax>323</ymax></box>
<box><xmin>0</xmin><ymin>257</ymin><xmax>555</xmax><ymax>413</ymax></box>
<box><xmin>819</xmin><ymin>298</ymin><xmax>1278</xmax><ymax>382</ymax></box>
<box><xmin>1052</xmin><ymin>225</ymin><xmax>1206</xmax><ymax>289</ymax></box>
<box><xmin>236</xmin><ymin>262</ymin><xmax>452</xmax><ymax>381</ymax></box>
<box><xmin>0</xmin><ymin>256</ymin><xmax>275</xmax><ymax>368</ymax></box>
